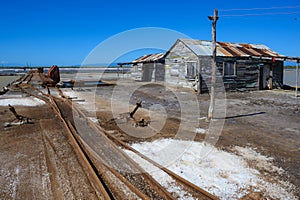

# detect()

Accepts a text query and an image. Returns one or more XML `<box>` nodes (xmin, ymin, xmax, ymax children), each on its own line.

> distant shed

<box><xmin>118</xmin><ymin>53</ymin><xmax>166</xmax><ymax>82</ymax></box>
<box><xmin>165</xmin><ymin>38</ymin><xmax>288</xmax><ymax>93</ymax></box>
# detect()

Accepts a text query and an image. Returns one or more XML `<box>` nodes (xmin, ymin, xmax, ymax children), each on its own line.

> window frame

<box><xmin>186</xmin><ymin>61</ymin><xmax>198</xmax><ymax>80</ymax></box>
<box><xmin>223</xmin><ymin>61</ymin><xmax>236</xmax><ymax>77</ymax></box>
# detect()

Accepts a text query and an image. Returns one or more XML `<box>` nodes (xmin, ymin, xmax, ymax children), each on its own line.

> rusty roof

<box><xmin>132</xmin><ymin>52</ymin><xmax>166</xmax><ymax>63</ymax></box>
<box><xmin>179</xmin><ymin>38</ymin><xmax>285</xmax><ymax>58</ymax></box>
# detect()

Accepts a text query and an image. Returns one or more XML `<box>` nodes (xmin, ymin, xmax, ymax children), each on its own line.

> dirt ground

<box><xmin>219</xmin><ymin>90</ymin><xmax>300</xmax><ymax>197</ymax></box>
<box><xmin>0</xmin><ymin>92</ymin><xmax>100</xmax><ymax>199</ymax></box>
<box><xmin>91</xmin><ymin>83</ymin><xmax>300</xmax><ymax>198</ymax></box>
<box><xmin>0</xmin><ymin>80</ymin><xmax>299</xmax><ymax>199</ymax></box>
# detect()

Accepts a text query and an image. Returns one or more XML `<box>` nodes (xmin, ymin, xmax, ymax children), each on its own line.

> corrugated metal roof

<box><xmin>179</xmin><ymin>38</ymin><xmax>285</xmax><ymax>58</ymax></box>
<box><xmin>132</xmin><ymin>52</ymin><xmax>165</xmax><ymax>63</ymax></box>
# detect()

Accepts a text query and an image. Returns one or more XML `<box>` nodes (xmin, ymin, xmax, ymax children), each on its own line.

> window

<box><xmin>186</xmin><ymin>62</ymin><xmax>197</xmax><ymax>79</ymax></box>
<box><xmin>223</xmin><ymin>62</ymin><xmax>236</xmax><ymax>76</ymax></box>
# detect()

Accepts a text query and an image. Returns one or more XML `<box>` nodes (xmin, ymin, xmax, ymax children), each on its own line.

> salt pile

<box><xmin>124</xmin><ymin>139</ymin><xmax>297</xmax><ymax>200</ymax></box>
<box><xmin>0</xmin><ymin>97</ymin><xmax>45</xmax><ymax>107</ymax></box>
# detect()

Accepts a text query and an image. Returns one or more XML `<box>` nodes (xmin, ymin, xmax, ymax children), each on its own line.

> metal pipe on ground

<box><xmin>130</xmin><ymin>101</ymin><xmax>142</xmax><ymax>118</ymax></box>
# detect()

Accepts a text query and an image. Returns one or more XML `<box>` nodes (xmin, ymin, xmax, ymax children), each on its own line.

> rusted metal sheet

<box><xmin>47</xmin><ymin>65</ymin><xmax>60</xmax><ymax>84</ymax></box>
<box><xmin>178</xmin><ymin>38</ymin><xmax>285</xmax><ymax>58</ymax></box>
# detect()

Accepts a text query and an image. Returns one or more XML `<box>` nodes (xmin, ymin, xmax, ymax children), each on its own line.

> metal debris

<box><xmin>4</xmin><ymin>104</ymin><xmax>32</xmax><ymax>127</ymax></box>
<box><xmin>0</xmin><ymin>87</ymin><xmax>8</xmax><ymax>95</ymax></box>
<box><xmin>133</xmin><ymin>118</ymin><xmax>150</xmax><ymax>127</ymax></box>
<box><xmin>129</xmin><ymin>101</ymin><xmax>142</xmax><ymax>118</ymax></box>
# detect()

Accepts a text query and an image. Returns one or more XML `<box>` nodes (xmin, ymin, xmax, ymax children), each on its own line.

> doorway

<box><xmin>259</xmin><ymin>64</ymin><xmax>271</xmax><ymax>89</ymax></box>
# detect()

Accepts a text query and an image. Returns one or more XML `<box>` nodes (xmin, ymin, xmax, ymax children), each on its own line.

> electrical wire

<box><xmin>220</xmin><ymin>5</ymin><xmax>300</xmax><ymax>12</ymax></box>
<box><xmin>220</xmin><ymin>11</ymin><xmax>300</xmax><ymax>17</ymax></box>
<box><xmin>218</xmin><ymin>5</ymin><xmax>300</xmax><ymax>17</ymax></box>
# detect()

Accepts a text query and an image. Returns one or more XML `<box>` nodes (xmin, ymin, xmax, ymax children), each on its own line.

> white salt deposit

<box><xmin>195</xmin><ymin>128</ymin><xmax>206</xmax><ymax>134</ymax></box>
<box><xmin>125</xmin><ymin>139</ymin><xmax>297</xmax><ymax>200</ymax></box>
<box><xmin>87</xmin><ymin>117</ymin><xmax>99</xmax><ymax>123</ymax></box>
<box><xmin>0</xmin><ymin>97</ymin><xmax>45</xmax><ymax>107</ymax></box>
<box><xmin>124</xmin><ymin>150</ymin><xmax>194</xmax><ymax>199</ymax></box>
<box><xmin>63</xmin><ymin>90</ymin><xmax>96</xmax><ymax>112</ymax></box>
<box><xmin>233</xmin><ymin>146</ymin><xmax>284</xmax><ymax>175</ymax></box>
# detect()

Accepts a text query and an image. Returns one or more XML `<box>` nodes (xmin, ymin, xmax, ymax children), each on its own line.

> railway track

<box><xmin>14</xmin><ymin>71</ymin><xmax>219</xmax><ymax>200</ymax></box>
<box><xmin>64</xmin><ymin>95</ymin><xmax>219</xmax><ymax>200</ymax></box>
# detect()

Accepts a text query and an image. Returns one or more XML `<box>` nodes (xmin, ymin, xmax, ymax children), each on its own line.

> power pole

<box><xmin>296</xmin><ymin>60</ymin><xmax>299</xmax><ymax>97</ymax></box>
<box><xmin>208</xmin><ymin>9</ymin><xmax>219</xmax><ymax>120</ymax></box>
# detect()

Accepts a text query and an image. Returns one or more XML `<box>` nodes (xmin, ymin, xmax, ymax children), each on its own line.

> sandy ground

<box><xmin>219</xmin><ymin>90</ymin><xmax>299</xmax><ymax>191</ymax></box>
<box><xmin>73</xmin><ymin>83</ymin><xmax>299</xmax><ymax>198</ymax></box>
<box><xmin>0</xmin><ymin>93</ymin><xmax>99</xmax><ymax>199</ymax></box>
<box><xmin>0</xmin><ymin>73</ymin><xmax>299</xmax><ymax>199</ymax></box>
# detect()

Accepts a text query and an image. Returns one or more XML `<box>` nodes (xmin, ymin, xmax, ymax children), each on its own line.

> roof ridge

<box><xmin>177</xmin><ymin>38</ymin><xmax>283</xmax><ymax>57</ymax></box>
<box><xmin>178</xmin><ymin>38</ymin><xmax>268</xmax><ymax>47</ymax></box>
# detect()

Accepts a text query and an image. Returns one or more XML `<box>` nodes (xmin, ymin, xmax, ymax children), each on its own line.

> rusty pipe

<box><xmin>8</xmin><ymin>104</ymin><xmax>23</xmax><ymax>121</ymax></box>
<box><xmin>130</xmin><ymin>101</ymin><xmax>142</xmax><ymax>118</ymax></box>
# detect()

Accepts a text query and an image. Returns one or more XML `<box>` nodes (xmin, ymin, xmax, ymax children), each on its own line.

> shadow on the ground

<box><xmin>215</xmin><ymin>111</ymin><xmax>266</xmax><ymax>120</ymax></box>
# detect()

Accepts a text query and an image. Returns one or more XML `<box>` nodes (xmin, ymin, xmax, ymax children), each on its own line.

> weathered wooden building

<box><xmin>165</xmin><ymin>38</ymin><xmax>286</xmax><ymax>93</ymax></box>
<box><xmin>118</xmin><ymin>53</ymin><xmax>166</xmax><ymax>82</ymax></box>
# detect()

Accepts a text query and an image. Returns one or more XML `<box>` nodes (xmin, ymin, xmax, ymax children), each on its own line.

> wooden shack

<box><xmin>165</xmin><ymin>38</ymin><xmax>286</xmax><ymax>93</ymax></box>
<box><xmin>118</xmin><ymin>53</ymin><xmax>166</xmax><ymax>82</ymax></box>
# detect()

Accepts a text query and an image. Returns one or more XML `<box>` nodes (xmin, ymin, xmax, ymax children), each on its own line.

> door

<box><xmin>259</xmin><ymin>64</ymin><xmax>271</xmax><ymax>89</ymax></box>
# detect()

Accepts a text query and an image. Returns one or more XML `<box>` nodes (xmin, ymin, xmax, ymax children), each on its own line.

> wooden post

<box><xmin>269</xmin><ymin>65</ymin><xmax>273</xmax><ymax>90</ymax></box>
<box><xmin>296</xmin><ymin>61</ymin><xmax>299</xmax><ymax>97</ymax></box>
<box><xmin>154</xmin><ymin>62</ymin><xmax>156</xmax><ymax>82</ymax></box>
<box><xmin>197</xmin><ymin>59</ymin><xmax>200</xmax><ymax>94</ymax></box>
<box><xmin>208</xmin><ymin>9</ymin><xmax>219</xmax><ymax>120</ymax></box>
<box><xmin>234</xmin><ymin>61</ymin><xmax>237</xmax><ymax>76</ymax></box>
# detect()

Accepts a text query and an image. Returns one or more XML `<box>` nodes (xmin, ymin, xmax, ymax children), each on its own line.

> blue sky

<box><xmin>0</xmin><ymin>0</ymin><xmax>299</xmax><ymax>66</ymax></box>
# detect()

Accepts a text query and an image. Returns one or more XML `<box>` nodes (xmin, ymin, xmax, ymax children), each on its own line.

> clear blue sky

<box><xmin>0</xmin><ymin>0</ymin><xmax>299</xmax><ymax>66</ymax></box>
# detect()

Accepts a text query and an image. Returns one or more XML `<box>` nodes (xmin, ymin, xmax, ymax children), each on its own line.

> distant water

<box><xmin>284</xmin><ymin>69</ymin><xmax>300</xmax><ymax>87</ymax></box>
<box><xmin>0</xmin><ymin>68</ymin><xmax>298</xmax><ymax>88</ymax></box>
<box><xmin>0</xmin><ymin>76</ymin><xmax>21</xmax><ymax>89</ymax></box>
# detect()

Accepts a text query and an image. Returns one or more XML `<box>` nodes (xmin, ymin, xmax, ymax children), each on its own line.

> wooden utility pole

<box><xmin>296</xmin><ymin>60</ymin><xmax>299</xmax><ymax>97</ymax></box>
<box><xmin>208</xmin><ymin>9</ymin><xmax>219</xmax><ymax>120</ymax></box>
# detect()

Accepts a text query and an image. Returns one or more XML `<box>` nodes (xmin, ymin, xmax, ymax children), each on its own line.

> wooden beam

<box><xmin>296</xmin><ymin>61</ymin><xmax>299</xmax><ymax>97</ymax></box>
<box><xmin>208</xmin><ymin>9</ymin><xmax>218</xmax><ymax>120</ymax></box>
